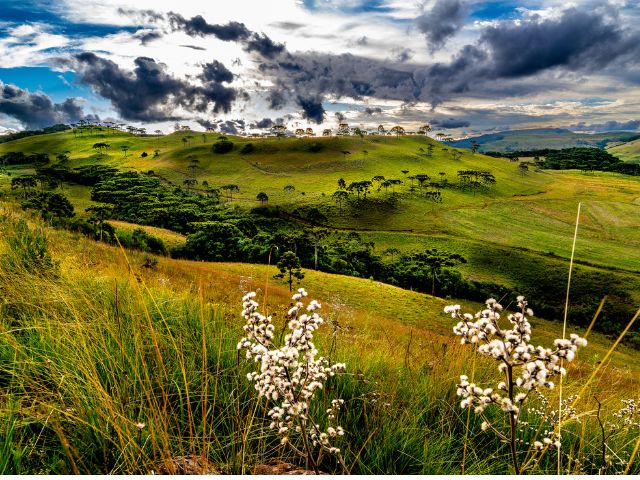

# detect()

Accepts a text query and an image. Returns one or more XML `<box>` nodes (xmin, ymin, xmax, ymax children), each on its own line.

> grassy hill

<box><xmin>1</xmin><ymin>129</ymin><xmax>639</xmax><ymax>343</ymax></box>
<box><xmin>0</xmin><ymin>205</ymin><xmax>638</xmax><ymax>474</ymax></box>
<box><xmin>1</xmin><ymin>129</ymin><xmax>638</xmax><ymax>270</ymax></box>
<box><xmin>451</xmin><ymin>128</ymin><xmax>640</xmax><ymax>152</ymax></box>
<box><xmin>608</xmin><ymin>138</ymin><xmax>640</xmax><ymax>163</ymax></box>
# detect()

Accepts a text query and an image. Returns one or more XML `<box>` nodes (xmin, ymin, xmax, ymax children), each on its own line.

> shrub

<box><xmin>116</xmin><ymin>228</ymin><xmax>167</xmax><ymax>256</ymax></box>
<box><xmin>305</xmin><ymin>141</ymin><xmax>323</xmax><ymax>153</ymax></box>
<box><xmin>240</xmin><ymin>143</ymin><xmax>254</xmax><ymax>154</ymax></box>
<box><xmin>213</xmin><ymin>139</ymin><xmax>234</xmax><ymax>154</ymax></box>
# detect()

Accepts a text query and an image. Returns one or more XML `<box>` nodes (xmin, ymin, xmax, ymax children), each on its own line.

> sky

<box><xmin>0</xmin><ymin>0</ymin><xmax>639</xmax><ymax>136</ymax></box>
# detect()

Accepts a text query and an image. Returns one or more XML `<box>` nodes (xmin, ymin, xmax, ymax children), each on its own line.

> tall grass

<box><xmin>0</xmin><ymin>213</ymin><xmax>637</xmax><ymax>474</ymax></box>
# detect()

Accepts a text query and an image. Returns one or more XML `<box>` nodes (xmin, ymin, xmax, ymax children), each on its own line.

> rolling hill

<box><xmin>1</xmin><ymin>128</ymin><xmax>639</xmax><ymax>339</ymax></box>
<box><xmin>1</xmin><ymin>131</ymin><xmax>639</xmax><ymax>474</ymax></box>
<box><xmin>607</xmin><ymin>137</ymin><xmax>640</xmax><ymax>163</ymax></box>
<box><xmin>451</xmin><ymin>128</ymin><xmax>640</xmax><ymax>152</ymax></box>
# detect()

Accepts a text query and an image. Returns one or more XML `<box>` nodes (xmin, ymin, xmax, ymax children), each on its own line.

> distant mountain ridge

<box><xmin>451</xmin><ymin>128</ymin><xmax>640</xmax><ymax>152</ymax></box>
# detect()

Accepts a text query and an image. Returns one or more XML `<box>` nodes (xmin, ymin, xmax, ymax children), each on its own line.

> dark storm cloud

<box><xmin>297</xmin><ymin>96</ymin><xmax>325</xmax><ymax>124</ymax></box>
<box><xmin>117</xmin><ymin>8</ymin><xmax>164</xmax><ymax>22</ymax></box>
<box><xmin>479</xmin><ymin>7</ymin><xmax>639</xmax><ymax>78</ymax></box>
<box><xmin>267</xmin><ymin>90</ymin><xmax>287</xmax><ymax>110</ymax></box>
<box><xmin>196</xmin><ymin>119</ymin><xmax>217</xmax><ymax>130</ymax></box>
<box><xmin>166</xmin><ymin>11</ymin><xmax>284</xmax><ymax>59</ymax></box>
<box><xmin>62</xmin><ymin>53</ymin><xmax>238</xmax><ymax>122</ymax></box>
<box><xmin>568</xmin><ymin>119</ymin><xmax>640</xmax><ymax>132</ymax></box>
<box><xmin>245</xmin><ymin>33</ymin><xmax>286</xmax><ymax>59</ymax></box>
<box><xmin>167</xmin><ymin>12</ymin><xmax>251</xmax><ymax>41</ymax></box>
<box><xmin>363</xmin><ymin>106</ymin><xmax>382</xmax><ymax>116</ymax></box>
<box><xmin>250</xmin><ymin>117</ymin><xmax>274</xmax><ymax>129</ymax></box>
<box><xmin>180</xmin><ymin>45</ymin><xmax>206</xmax><ymax>51</ymax></box>
<box><xmin>219</xmin><ymin>119</ymin><xmax>245</xmax><ymax>134</ymax></box>
<box><xmin>258</xmin><ymin>4</ymin><xmax>639</xmax><ymax>113</ymax></box>
<box><xmin>432</xmin><ymin>118</ymin><xmax>470</xmax><ymax>129</ymax></box>
<box><xmin>393</xmin><ymin>48</ymin><xmax>414</xmax><ymax>63</ymax></box>
<box><xmin>416</xmin><ymin>0</ymin><xmax>468</xmax><ymax>53</ymax></box>
<box><xmin>199</xmin><ymin>60</ymin><xmax>234</xmax><ymax>83</ymax></box>
<box><xmin>133</xmin><ymin>29</ymin><xmax>162</xmax><ymax>45</ymax></box>
<box><xmin>0</xmin><ymin>82</ymin><xmax>87</xmax><ymax>129</ymax></box>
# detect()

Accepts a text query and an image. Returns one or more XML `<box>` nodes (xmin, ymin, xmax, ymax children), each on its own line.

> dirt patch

<box><xmin>253</xmin><ymin>462</ymin><xmax>326</xmax><ymax>475</ymax></box>
<box><xmin>153</xmin><ymin>455</ymin><xmax>221</xmax><ymax>475</ymax></box>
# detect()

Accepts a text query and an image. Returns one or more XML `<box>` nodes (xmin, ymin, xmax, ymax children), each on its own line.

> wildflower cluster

<box><xmin>613</xmin><ymin>399</ymin><xmax>639</xmax><ymax>428</ymax></box>
<box><xmin>238</xmin><ymin>288</ymin><xmax>346</xmax><ymax>468</ymax></box>
<box><xmin>447</xmin><ymin>296</ymin><xmax>588</xmax><ymax>474</ymax></box>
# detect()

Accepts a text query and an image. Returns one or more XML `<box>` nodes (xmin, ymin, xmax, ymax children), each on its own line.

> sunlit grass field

<box><xmin>1</xmin><ymin>130</ymin><xmax>639</xmax><ymax>274</ymax></box>
<box><xmin>0</xmin><ymin>205</ymin><xmax>638</xmax><ymax>474</ymax></box>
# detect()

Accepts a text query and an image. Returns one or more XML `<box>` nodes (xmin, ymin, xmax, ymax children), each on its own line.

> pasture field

<box><xmin>0</xmin><ymin>207</ymin><xmax>638</xmax><ymax>474</ymax></box>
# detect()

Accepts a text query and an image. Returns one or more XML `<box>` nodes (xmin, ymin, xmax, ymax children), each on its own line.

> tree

<box><xmin>182</xmin><ymin>137</ymin><xmax>188</xmax><ymax>148</ymax></box>
<box><xmin>56</xmin><ymin>151</ymin><xmax>70</xmax><ymax>163</ymax></box>
<box><xmin>415</xmin><ymin>174</ymin><xmax>431</xmax><ymax>190</ymax></box>
<box><xmin>388</xmin><ymin>178</ymin><xmax>402</xmax><ymax>193</ymax></box>
<box><xmin>418</xmin><ymin>124</ymin><xmax>432</xmax><ymax>135</ymax></box>
<box><xmin>11</xmin><ymin>175</ymin><xmax>37</xmax><ymax>198</ymax></box>
<box><xmin>340</xmin><ymin>150</ymin><xmax>351</xmax><ymax>161</ymax></box>
<box><xmin>470</xmin><ymin>140</ymin><xmax>479</xmax><ymax>154</ymax></box>
<box><xmin>222</xmin><ymin>184</ymin><xmax>239</xmax><ymax>200</ymax></box>
<box><xmin>426</xmin><ymin>144</ymin><xmax>434</xmax><ymax>157</ymax></box>
<box><xmin>372</xmin><ymin>175</ymin><xmax>385</xmax><ymax>191</ymax></box>
<box><xmin>407</xmin><ymin>249</ymin><xmax>466</xmax><ymax>296</ymax></box>
<box><xmin>274</xmin><ymin>251</ymin><xmax>305</xmax><ymax>292</ymax></box>
<box><xmin>401</xmin><ymin>170</ymin><xmax>409</xmax><ymax>177</ymax></box>
<box><xmin>213</xmin><ymin>139</ymin><xmax>234</xmax><ymax>154</ymax></box>
<box><xmin>337</xmin><ymin>178</ymin><xmax>346</xmax><ymax>190</ymax></box>
<box><xmin>295</xmin><ymin>128</ymin><xmax>305</xmax><ymax>137</ymax></box>
<box><xmin>256</xmin><ymin>192</ymin><xmax>269</xmax><ymax>204</ymax></box>
<box><xmin>284</xmin><ymin>184</ymin><xmax>296</xmax><ymax>193</ymax></box>
<box><xmin>92</xmin><ymin>142</ymin><xmax>109</xmax><ymax>156</ymax></box>
<box><xmin>41</xmin><ymin>192</ymin><xmax>75</xmax><ymax>220</ymax></box>
<box><xmin>390</xmin><ymin>125</ymin><xmax>405</xmax><ymax>137</ymax></box>
<box><xmin>347</xmin><ymin>180</ymin><xmax>372</xmax><ymax>200</ymax></box>
<box><xmin>188</xmin><ymin>157</ymin><xmax>200</xmax><ymax>179</ymax></box>
<box><xmin>86</xmin><ymin>204</ymin><xmax>112</xmax><ymax>241</ymax></box>
<box><xmin>332</xmin><ymin>190</ymin><xmax>349</xmax><ymax>215</ymax></box>
<box><xmin>272</xmin><ymin>124</ymin><xmax>286</xmax><ymax>137</ymax></box>
<box><xmin>322</xmin><ymin>129</ymin><xmax>332</xmax><ymax>137</ymax></box>
<box><xmin>121</xmin><ymin>145</ymin><xmax>129</xmax><ymax>157</ymax></box>
<box><xmin>183</xmin><ymin>178</ymin><xmax>198</xmax><ymax>192</ymax></box>
<box><xmin>307</xmin><ymin>228</ymin><xmax>329</xmax><ymax>270</ymax></box>
<box><xmin>377</xmin><ymin>124</ymin><xmax>386</xmax><ymax>135</ymax></box>
<box><xmin>338</xmin><ymin>123</ymin><xmax>350</xmax><ymax>136</ymax></box>
<box><xmin>384</xmin><ymin>247</ymin><xmax>400</xmax><ymax>262</ymax></box>
<box><xmin>518</xmin><ymin>162</ymin><xmax>530</xmax><ymax>177</ymax></box>
<box><xmin>305</xmin><ymin>127</ymin><xmax>314</xmax><ymax>136</ymax></box>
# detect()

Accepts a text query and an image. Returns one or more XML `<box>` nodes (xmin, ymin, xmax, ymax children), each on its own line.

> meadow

<box><xmin>0</xmin><ymin>128</ymin><xmax>639</xmax><ymax>474</ymax></box>
<box><xmin>0</xmin><ymin>206</ymin><xmax>638</xmax><ymax>474</ymax></box>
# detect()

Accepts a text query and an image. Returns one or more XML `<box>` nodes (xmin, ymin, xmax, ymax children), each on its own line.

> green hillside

<box><xmin>451</xmin><ymin>128</ymin><xmax>639</xmax><ymax>152</ymax></box>
<box><xmin>2</xmin><ymin>129</ymin><xmax>638</xmax><ymax>268</ymax></box>
<box><xmin>1</xmin><ymin>130</ymin><xmax>639</xmax><ymax>474</ymax></box>
<box><xmin>1</xmin><ymin>129</ymin><xmax>639</xmax><ymax>342</ymax></box>
<box><xmin>1</xmin><ymin>207</ymin><xmax>638</xmax><ymax>474</ymax></box>
<box><xmin>608</xmin><ymin>138</ymin><xmax>640</xmax><ymax>163</ymax></box>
